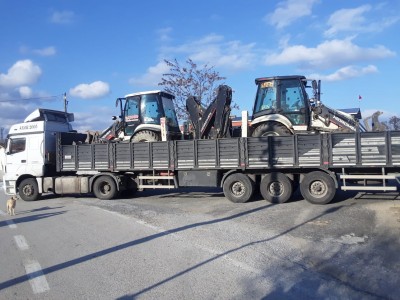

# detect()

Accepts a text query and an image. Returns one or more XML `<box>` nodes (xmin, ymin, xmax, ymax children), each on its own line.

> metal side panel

<box><xmin>297</xmin><ymin>134</ymin><xmax>321</xmax><ymax>166</ymax></box>
<box><xmin>61</xmin><ymin>145</ymin><xmax>76</xmax><ymax>170</ymax></box>
<box><xmin>218</xmin><ymin>139</ymin><xmax>240</xmax><ymax>168</ymax></box>
<box><xmin>247</xmin><ymin>137</ymin><xmax>269</xmax><ymax>168</ymax></box>
<box><xmin>94</xmin><ymin>144</ymin><xmax>110</xmax><ymax>170</ymax></box>
<box><xmin>176</xmin><ymin>140</ymin><xmax>195</xmax><ymax>168</ymax></box>
<box><xmin>152</xmin><ymin>141</ymin><xmax>169</xmax><ymax>169</ymax></box>
<box><xmin>269</xmin><ymin>136</ymin><xmax>295</xmax><ymax>167</ymax></box>
<box><xmin>114</xmin><ymin>143</ymin><xmax>132</xmax><ymax>170</ymax></box>
<box><xmin>197</xmin><ymin>140</ymin><xmax>216</xmax><ymax>168</ymax></box>
<box><xmin>331</xmin><ymin>133</ymin><xmax>357</xmax><ymax>166</ymax></box>
<box><xmin>77</xmin><ymin>145</ymin><xmax>93</xmax><ymax>170</ymax></box>
<box><xmin>359</xmin><ymin>132</ymin><xmax>387</xmax><ymax>166</ymax></box>
<box><xmin>133</xmin><ymin>142</ymin><xmax>150</xmax><ymax>169</ymax></box>
<box><xmin>391</xmin><ymin>132</ymin><xmax>400</xmax><ymax>165</ymax></box>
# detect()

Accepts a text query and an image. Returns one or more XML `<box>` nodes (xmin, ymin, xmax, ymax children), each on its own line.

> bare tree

<box><xmin>388</xmin><ymin>115</ymin><xmax>400</xmax><ymax>130</ymax></box>
<box><xmin>158</xmin><ymin>58</ymin><xmax>228</xmax><ymax>119</ymax></box>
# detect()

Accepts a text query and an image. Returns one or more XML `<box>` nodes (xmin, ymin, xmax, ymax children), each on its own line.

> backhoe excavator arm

<box><xmin>186</xmin><ymin>85</ymin><xmax>233</xmax><ymax>139</ymax></box>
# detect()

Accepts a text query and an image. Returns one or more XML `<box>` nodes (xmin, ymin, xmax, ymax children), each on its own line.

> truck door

<box><xmin>5</xmin><ymin>137</ymin><xmax>28</xmax><ymax>178</ymax></box>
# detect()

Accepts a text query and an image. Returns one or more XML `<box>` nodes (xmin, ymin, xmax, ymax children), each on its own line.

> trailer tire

<box><xmin>300</xmin><ymin>171</ymin><xmax>336</xmax><ymax>205</ymax></box>
<box><xmin>252</xmin><ymin>122</ymin><xmax>292</xmax><ymax>137</ymax></box>
<box><xmin>132</xmin><ymin>130</ymin><xmax>160</xmax><ymax>143</ymax></box>
<box><xmin>19</xmin><ymin>178</ymin><xmax>41</xmax><ymax>201</ymax></box>
<box><xmin>93</xmin><ymin>176</ymin><xmax>118</xmax><ymax>200</ymax></box>
<box><xmin>260</xmin><ymin>172</ymin><xmax>293</xmax><ymax>204</ymax></box>
<box><xmin>223</xmin><ymin>173</ymin><xmax>254</xmax><ymax>203</ymax></box>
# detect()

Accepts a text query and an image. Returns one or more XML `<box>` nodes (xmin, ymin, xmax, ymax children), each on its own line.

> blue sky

<box><xmin>0</xmin><ymin>0</ymin><xmax>399</xmax><ymax>132</ymax></box>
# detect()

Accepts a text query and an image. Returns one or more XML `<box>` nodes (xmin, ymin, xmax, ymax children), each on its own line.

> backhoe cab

<box><xmin>101</xmin><ymin>90</ymin><xmax>181</xmax><ymax>142</ymax></box>
<box><xmin>251</xmin><ymin>75</ymin><xmax>362</xmax><ymax>136</ymax></box>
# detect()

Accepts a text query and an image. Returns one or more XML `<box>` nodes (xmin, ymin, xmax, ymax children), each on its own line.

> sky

<box><xmin>0</xmin><ymin>0</ymin><xmax>399</xmax><ymax>134</ymax></box>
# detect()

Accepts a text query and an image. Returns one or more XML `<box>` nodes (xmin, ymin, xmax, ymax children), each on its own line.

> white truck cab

<box><xmin>1</xmin><ymin>109</ymin><xmax>74</xmax><ymax>199</ymax></box>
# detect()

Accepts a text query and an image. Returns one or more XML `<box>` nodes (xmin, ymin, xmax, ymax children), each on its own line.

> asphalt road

<box><xmin>1</xmin><ymin>185</ymin><xmax>400</xmax><ymax>299</ymax></box>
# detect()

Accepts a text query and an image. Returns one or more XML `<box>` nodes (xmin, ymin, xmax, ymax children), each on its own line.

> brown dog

<box><xmin>7</xmin><ymin>195</ymin><xmax>17</xmax><ymax>216</ymax></box>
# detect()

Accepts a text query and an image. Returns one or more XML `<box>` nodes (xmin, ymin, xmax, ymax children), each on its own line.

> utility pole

<box><xmin>64</xmin><ymin>92</ymin><xmax>68</xmax><ymax>112</ymax></box>
<box><xmin>0</xmin><ymin>127</ymin><xmax>4</xmax><ymax>145</ymax></box>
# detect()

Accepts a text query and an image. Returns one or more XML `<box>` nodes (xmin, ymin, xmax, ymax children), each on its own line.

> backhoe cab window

<box><xmin>125</xmin><ymin>96</ymin><xmax>140</xmax><ymax>121</ymax></box>
<box><xmin>141</xmin><ymin>94</ymin><xmax>162</xmax><ymax>124</ymax></box>
<box><xmin>162</xmin><ymin>97</ymin><xmax>179</xmax><ymax>127</ymax></box>
<box><xmin>9</xmin><ymin>138</ymin><xmax>26</xmax><ymax>154</ymax></box>
<box><xmin>254</xmin><ymin>81</ymin><xmax>277</xmax><ymax>113</ymax></box>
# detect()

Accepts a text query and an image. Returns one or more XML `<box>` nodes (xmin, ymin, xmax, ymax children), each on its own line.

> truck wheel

<box><xmin>260</xmin><ymin>172</ymin><xmax>293</xmax><ymax>204</ymax></box>
<box><xmin>252</xmin><ymin>122</ymin><xmax>291</xmax><ymax>137</ymax></box>
<box><xmin>223</xmin><ymin>173</ymin><xmax>254</xmax><ymax>203</ymax></box>
<box><xmin>132</xmin><ymin>130</ymin><xmax>160</xmax><ymax>142</ymax></box>
<box><xmin>93</xmin><ymin>176</ymin><xmax>118</xmax><ymax>200</ymax></box>
<box><xmin>19</xmin><ymin>178</ymin><xmax>41</xmax><ymax>201</ymax></box>
<box><xmin>300</xmin><ymin>171</ymin><xmax>336</xmax><ymax>204</ymax></box>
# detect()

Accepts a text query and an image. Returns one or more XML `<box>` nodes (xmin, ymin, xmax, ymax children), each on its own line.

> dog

<box><xmin>6</xmin><ymin>195</ymin><xmax>17</xmax><ymax>216</ymax></box>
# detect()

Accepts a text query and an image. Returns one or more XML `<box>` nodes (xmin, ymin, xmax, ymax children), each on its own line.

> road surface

<box><xmin>1</xmin><ymin>186</ymin><xmax>400</xmax><ymax>299</ymax></box>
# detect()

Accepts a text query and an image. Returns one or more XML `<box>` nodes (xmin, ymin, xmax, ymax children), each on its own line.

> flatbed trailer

<box><xmin>53</xmin><ymin>130</ymin><xmax>400</xmax><ymax>204</ymax></box>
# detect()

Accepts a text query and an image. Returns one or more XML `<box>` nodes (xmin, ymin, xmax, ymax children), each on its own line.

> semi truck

<box><xmin>2</xmin><ymin>108</ymin><xmax>400</xmax><ymax>205</ymax></box>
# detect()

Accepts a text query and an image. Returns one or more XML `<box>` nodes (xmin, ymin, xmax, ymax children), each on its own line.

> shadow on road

<box><xmin>16</xmin><ymin>206</ymin><xmax>65</xmax><ymax>215</ymax></box>
<box><xmin>0</xmin><ymin>211</ymin><xmax>66</xmax><ymax>228</ymax></box>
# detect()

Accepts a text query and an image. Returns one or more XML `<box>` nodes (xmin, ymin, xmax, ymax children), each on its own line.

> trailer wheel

<box><xmin>132</xmin><ymin>130</ymin><xmax>160</xmax><ymax>142</ymax></box>
<box><xmin>19</xmin><ymin>178</ymin><xmax>41</xmax><ymax>201</ymax></box>
<box><xmin>300</xmin><ymin>171</ymin><xmax>336</xmax><ymax>205</ymax></box>
<box><xmin>93</xmin><ymin>176</ymin><xmax>118</xmax><ymax>200</ymax></box>
<box><xmin>223</xmin><ymin>173</ymin><xmax>254</xmax><ymax>203</ymax></box>
<box><xmin>260</xmin><ymin>172</ymin><xmax>293</xmax><ymax>204</ymax></box>
<box><xmin>252</xmin><ymin>122</ymin><xmax>292</xmax><ymax>137</ymax></box>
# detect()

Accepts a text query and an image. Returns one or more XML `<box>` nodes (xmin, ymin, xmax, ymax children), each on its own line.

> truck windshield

<box><xmin>162</xmin><ymin>97</ymin><xmax>179</xmax><ymax>128</ymax></box>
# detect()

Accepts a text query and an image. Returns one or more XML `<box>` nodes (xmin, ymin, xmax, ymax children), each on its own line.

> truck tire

<box><xmin>252</xmin><ymin>122</ymin><xmax>292</xmax><ymax>137</ymax></box>
<box><xmin>300</xmin><ymin>171</ymin><xmax>336</xmax><ymax>204</ymax></box>
<box><xmin>260</xmin><ymin>172</ymin><xmax>293</xmax><ymax>204</ymax></box>
<box><xmin>19</xmin><ymin>178</ymin><xmax>41</xmax><ymax>201</ymax></box>
<box><xmin>132</xmin><ymin>130</ymin><xmax>160</xmax><ymax>142</ymax></box>
<box><xmin>93</xmin><ymin>176</ymin><xmax>118</xmax><ymax>200</ymax></box>
<box><xmin>223</xmin><ymin>173</ymin><xmax>254</xmax><ymax>203</ymax></box>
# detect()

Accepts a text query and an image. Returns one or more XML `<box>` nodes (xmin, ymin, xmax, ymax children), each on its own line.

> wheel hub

<box><xmin>232</xmin><ymin>182</ymin><xmax>246</xmax><ymax>197</ymax></box>
<box><xmin>310</xmin><ymin>181</ymin><xmax>327</xmax><ymax>197</ymax></box>
<box><xmin>268</xmin><ymin>182</ymin><xmax>283</xmax><ymax>196</ymax></box>
<box><xmin>22</xmin><ymin>185</ymin><xmax>33</xmax><ymax>196</ymax></box>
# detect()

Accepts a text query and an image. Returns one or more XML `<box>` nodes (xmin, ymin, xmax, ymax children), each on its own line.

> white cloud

<box><xmin>157</xmin><ymin>27</ymin><xmax>172</xmax><ymax>42</ymax></box>
<box><xmin>325</xmin><ymin>5</ymin><xmax>371</xmax><ymax>37</ymax></box>
<box><xmin>0</xmin><ymin>60</ymin><xmax>42</xmax><ymax>88</ymax></box>
<box><xmin>265</xmin><ymin>0</ymin><xmax>319</xmax><ymax>29</ymax></box>
<box><xmin>18</xmin><ymin>86</ymin><xmax>33</xmax><ymax>98</ymax></box>
<box><xmin>132</xmin><ymin>33</ymin><xmax>257</xmax><ymax>87</ymax></box>
<box><xmin>264</xmin><ymin>37</ymin><xmax>396</xmax><ymax>69</ymax></box>
<box><xmin>33</xmin><ymin>46</ymin><xmax>56</xmax><ymax>56</ymax></box>
<box><xmin>129</xmin><ymin>61</ymin><xmax>169</xmax><ymax>87</ymax></box>
<box><xmin>162</xmin><ymin>33</ymin><xmax>256</xmax><ymax>71</ymax></box>
<box><xmin>308</xmin><ymin>65</ymin><xmax>378</xmax><ymax>81</ymax></box>
<box><xmin>69</xmin><ymin>81</ymin><xmax>110</xmax><ymax>99</ymax></box>
<box><xmin>50</xmin><ymin>10</ymin><xmax>76</xmax><ymax>24</ymax></box>
<box><xmin>20</xmin><ymin>46</ymin><xmax>56</xmax><ymax>56</ymax></box>
<box><xmin>325</xmin><ymin>5</ymin><xmax>400</xmax><ymax>37</ymax></box>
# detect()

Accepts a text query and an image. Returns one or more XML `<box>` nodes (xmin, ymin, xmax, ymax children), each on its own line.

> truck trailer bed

<box><xmin>57</xmin><ymin>131</ymin><xmax>400</xmax><ymax>173</ymax></box>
